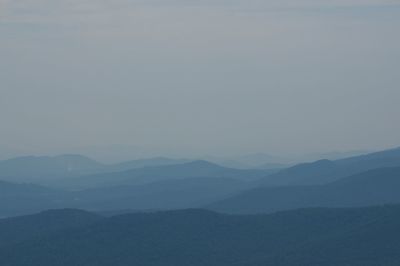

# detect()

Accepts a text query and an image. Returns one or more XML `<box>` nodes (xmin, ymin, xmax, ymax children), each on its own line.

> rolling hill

<box><xmin>72</xmin><ymin>177</ymin><xmax>249</xmax><ymax>211</ymax></box>
<box><xmin>55</xmin><ymin>160</ymin><xmax>270</xmax><ymax>189</ymax></box>
<box><xmin>1</xmin><ymin>205</ymin><xmax>400</xmax><ymax>266</ymax></box>
<box><xmin>0</xmin><ymin>209</ymin><xmax>102</xmax><ymax>248</ymax></box>
<box><xmin>0</xmin><ymin>180</ymin><xmax>71</xmax><ymax>218</ymax></box>
<box><xmin>0</xmin><ymin>155</ymin><xmax>191</xmax><ymax>184</ymax></box>
<box><xmin>208</xmin><ymin>166</ymin><xmax>400</xmax><ymax>214</ymax></box>
<box><xmin>0</xmin><ymin>176</ymin><xmax>250</xmax><ymax>218</ymax></box>
<box><xmin>260</xmin><ymin>147</ymin><xmax>400</xmax><ymax>186</ymax></box>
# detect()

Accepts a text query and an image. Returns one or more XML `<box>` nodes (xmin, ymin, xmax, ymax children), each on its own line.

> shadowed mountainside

<box><xmin>0</xmin><ymin>209</ymin><xmax>102</xmax><ymax>248</ymax></box>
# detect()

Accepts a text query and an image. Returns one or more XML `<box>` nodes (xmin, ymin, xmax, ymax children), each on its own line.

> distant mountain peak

<box><xmin>288</xmin><ymin>159</ymin><xmax>336</xmax><ymax>171</ymax></box>
<box><xmin>54</xmin><ymin>154</ymin><xmax>97</xmax><ymax>160</ymax></box>
<box><xmin>35</xmin><ymin>208</ymin><xmax>101</xmax><ymax>218</ymax></box>
<box><xmin>185</xmin><ymin>160</ymin><xmax>220</xmax><ymax>167</ymax></box>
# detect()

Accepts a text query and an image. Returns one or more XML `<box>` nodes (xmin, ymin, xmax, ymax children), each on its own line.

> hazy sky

<box><xmin>1</xmin><ymin>0</ymin><xmax>400</xmax><ymax>157</ymax></box>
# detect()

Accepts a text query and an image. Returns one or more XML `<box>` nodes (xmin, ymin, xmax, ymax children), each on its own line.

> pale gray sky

<box><xmin>1</xmin><ymin>0</ymin><xmax>400</xmax><ymax>157</ymax></box>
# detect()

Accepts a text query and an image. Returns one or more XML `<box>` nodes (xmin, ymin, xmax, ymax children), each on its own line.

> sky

<box><xmin>0</xmin><ymin>0</ymin><xmax>400</xmax><ymax>158</ymax></box>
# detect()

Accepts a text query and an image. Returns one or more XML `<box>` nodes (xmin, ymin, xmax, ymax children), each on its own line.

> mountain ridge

<box><xmin>208</xmin><ymin>166</ymin><xmax>400</xmax><ymax>214</ymax></box>
<box><xmin>1</xmin><ymin>205</ymin><xmax>400</xmax><ymax>266</ymax></box>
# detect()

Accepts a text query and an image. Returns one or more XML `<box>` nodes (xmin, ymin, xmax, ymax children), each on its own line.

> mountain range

<box><xmin>260</xmin><ymin>147</ymin><xmax>400</xmax><ymax>186</ymax></box>
<box><xmin>2</xmin><ymin>147</ymin><xmax>400</xmax><ymax>218</ymax></box>
<box><xmin>54</xmin><ymin>160</ymin><xmax>271</xmax><ymax>190</ymax></box>
<box><xmin>0</xmin><ymin>155</ymin><xmax>190</xmax><ymax>184</ymax></box>
<box><xmin>0</xmin><ymin>158</ymin><xmax>271</xmax><ymax>217</ymax></box>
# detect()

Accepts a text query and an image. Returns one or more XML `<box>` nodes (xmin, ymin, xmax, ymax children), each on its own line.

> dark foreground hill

<box><xmin>208</xmin><ymin>167</ymin><xmax>400</xmax><ymax>214</ymax></box>
<box><xmin>0</xmin><ymin>209</ymin><xmax>102</xmax><ymax>248</ymax></box>
<box><xmin>1</xmin><ymin>206</ymin><xmax>400</xmax><ymax>266</ymax></box>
